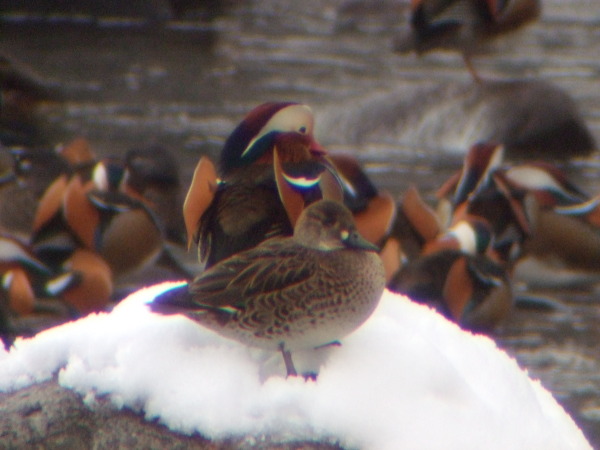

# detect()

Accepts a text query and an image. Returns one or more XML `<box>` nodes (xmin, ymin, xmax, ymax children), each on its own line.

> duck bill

<box><xmin>309</xmin><ymin>137</ymin><xmax>327</xmax><ymax>157</ymax></box>
<box><xmin>344</xmin><ymin>230</ymin><xmax>380</xmax><ymax>252</ymax></box>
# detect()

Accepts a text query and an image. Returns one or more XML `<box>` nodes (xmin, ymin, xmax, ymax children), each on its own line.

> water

<box><xmin>2</xmin><ymin>0</ymin><xmax>600</xmax><ymax>445</ymax></box>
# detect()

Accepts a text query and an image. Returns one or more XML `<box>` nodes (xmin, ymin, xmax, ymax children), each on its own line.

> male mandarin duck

<box><xmin>0</xmin><ymin>234</ymin><xmax>51</xmax><ymax>319</ymax></box>
<box><xmin>388</xmin><ymin>213</ymin><xmax>513</xmax><ymax>332</ymax></box>
<box><xmin>496</xmin><ymin>162</ymin><xmax>600</xmax><ymax>287</ymax></box>
<box><xmin>0</xmin><ymin>137</ymin><xmax>97</xmax><ymax>240</ymax></box>
<box><xmin>522</xmin><ymin>197</ymin><xmax>600</xmax><ymax>277</ymax></box>
<box><xmin>437</xmin><ymin>142</ymin><xmax>530</xmax><ymax>267</ymax></box>
<box><xmin>0</xmin><ymin>234</ymin><xmax>104</xmax><ymax>347</ymax></box>
<box><xmin>388</xmin><ymin>248</ymin><xmax>512</xmax><ymax>332</ymax></box>
<box><xmin>31</xmin><ymin>157</ymin><xmax>163</xmax><ymax>278</ymax></box>
<box><xmin>184</xmin><ymin>102</ymin><xmax>344</xmax><ymax>269</ymax></box>
<box><xmin>151</xmin><ymin>200</ymin><xmax>385</xmax><ymax>378</ymax></box>
<box><xmin>394</xmin><ymin>0</ymin><xmax>541</xmax><ymax>81</ymax></box>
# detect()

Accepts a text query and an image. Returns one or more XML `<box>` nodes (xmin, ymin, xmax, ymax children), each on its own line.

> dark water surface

<box><xmin>2</xmin><ymin>0</ymin><xmax>600</xmax><ymax>446</ymax></box>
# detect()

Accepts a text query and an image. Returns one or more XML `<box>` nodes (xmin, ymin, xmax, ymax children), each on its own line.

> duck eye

<box><xmin>18</xmin><ymin>159</ymin><xmax>32</xmax><ymax>174</ymax></box>
<box><xmin>298</xmin><ymin>126</ymin><xmax>307</xmax><ymax>134</ymax></box>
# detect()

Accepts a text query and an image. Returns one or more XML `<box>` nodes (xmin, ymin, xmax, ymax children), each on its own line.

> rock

<box><xmin>0</xmin><ymin>378</ymin><xmax>342</xmax><ymax>449</ymax></box>
<box><xmin>319</xmin><ymin>79</ymin><xmax>596</xmax><ymax>160</ymax></box>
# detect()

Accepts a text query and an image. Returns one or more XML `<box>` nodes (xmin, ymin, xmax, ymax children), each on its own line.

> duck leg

<box><xmin>279</xmin><ymin>343</ymin><xmax>298</xmax><ymax>377</ymax></box>
<box><xmin>463</xmin><ymin>53</ymin><xmax>482</xmax><ymax>83</ymax></box>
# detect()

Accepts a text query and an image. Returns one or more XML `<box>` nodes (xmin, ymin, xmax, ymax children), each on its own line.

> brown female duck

<box><xmin>152</xmin><ymin>200</ymin><xmax>385</xmax><ymax>377</ymax></box>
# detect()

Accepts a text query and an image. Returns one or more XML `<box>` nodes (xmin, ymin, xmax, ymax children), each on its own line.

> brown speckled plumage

<box><xmin>152</xmin><ymin>200</ymin><xmax>385</xmax><ymax>376</ymax></box>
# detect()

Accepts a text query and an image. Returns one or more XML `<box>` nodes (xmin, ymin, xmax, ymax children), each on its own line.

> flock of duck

<box><xmin>0</xmin><ymin>136</ymin><xmax>185</xmax><ymax>342</ymax></box>
<box><xmin>1</xmin><ymin>0</ymin><xmax>597</xmax><ymax>377</ymax></box>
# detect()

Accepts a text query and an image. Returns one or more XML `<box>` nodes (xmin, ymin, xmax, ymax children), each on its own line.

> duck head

<box><xmin>294</xmin><ymin>200</ymin><xmax>379</xmax><ymax>252</ymax></box>
<box><xmin>219</xmin><ymin>102</ymin><xmax>324</xmax><ymax>175</ymax></box>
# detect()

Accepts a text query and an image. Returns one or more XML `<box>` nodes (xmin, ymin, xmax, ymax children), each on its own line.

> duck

<box><xmin>0</xmin><ymin>137</ymin><xmax>97</xmax><ymax>240</ymax></box>
<box><xmin>498</xmin><ymin>166</ymin><xmax>600</xmax><ymax>287</ymax></box>
<box><xmin>393</xmin><ymin>0</ymin><xmax>541</xmax><ymax>81</ymax></box>
<box><xmin>388</xmin><ymin>213</ymin><xmax>512</xmax><ymax>332</ymax></box>
<box><xmin>30</xmin><ymin>161</ymin><xmax>164</xmax><ymax>278</ymax></box>
<box><xmin>0</xmin><ymin>54</ymin><xmax>60</xmax><ymax>146</ymax></box>
<box><xmin>389</xmin><ymin>248</ymin><xmax>512</xmax><ymax>332</ymax></box>
<box><xmin>437</xmin><ymin>142</ymin><xmax>531</xmax><ymax>267</ymax></box>
<box><xmin>0</xmin><ymin>233</ymin><xmax>88</xmax><ymax>347</ymax></box>
<box><xmin>184</xmin><ymin>102</ymin><xmax>342</xmax><ymax>269</ymax></box>
<box><xmin>151</xmin><ymin>199</ymin><xmax>385</xmax><ymax>377</ymax></box>
<box><xmin>511</xmin><ymin>194</ymin><xmax>600</xmax><ymax>288</ymax></box>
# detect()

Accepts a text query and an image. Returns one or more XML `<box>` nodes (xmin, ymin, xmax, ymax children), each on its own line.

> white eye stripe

<box><xmin>241</xmin><ymin>104</ymin><xmax>314</xmax><ymax>158</ymax></box>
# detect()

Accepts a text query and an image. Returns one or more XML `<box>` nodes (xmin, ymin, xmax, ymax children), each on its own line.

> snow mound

<box><xmin>0</xmin><ymin>282</ymin><xmax>590</xmax><ymax>449</ymax></box>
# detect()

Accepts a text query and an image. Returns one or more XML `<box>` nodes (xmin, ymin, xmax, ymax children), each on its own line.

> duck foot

<box><xmin>463</xmin><ymin>54</ymin><xmax>483</xmax><ymax>83</ymax></box>
<box><xmin>302</xmin><ymin>372</ymin><xmax>318</xmax><ymax>381</ymax></box>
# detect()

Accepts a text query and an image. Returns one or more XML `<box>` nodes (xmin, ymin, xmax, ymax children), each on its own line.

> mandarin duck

<box><xmin>184</xmin><ymin>102</ymin><xmax>343</xmax><ymax>269</ymax></box>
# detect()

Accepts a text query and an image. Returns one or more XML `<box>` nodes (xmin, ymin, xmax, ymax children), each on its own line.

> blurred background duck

<box><xmin>436</xmin><ymin>141</ymin><xmax>530</xmax><ymax>269</ymax></box>
<box><xmin>0</xmin><ymin>137</ymin><xmax>94</xmax><ymax>240</ymax></box>
<box><xmin>389</xmin><ymin>246</ymin><xmax>512</xmax><ymax>332</ymax></box>
<box><xmin>0</xmin><ymin>233</ymin><xmax>109</xmax><ymax>348</ymax></box>
<box><xmin>394</xmin><ymin>0</ymin><xmax>541</xmax><ymax>81</ymax></box>
<box><xmin>0</xmin><ymin>54</ymin><xmax>61</xmax><ymax>147</ymax></box>
<box><xmin>30</xmin><ymin>153</ymin><xmax>165</xmax><ymax>279</ymax></box>
<box><xmin>388</xmin><ymin>205</ymin><xmax>513</xmax><ymax>333</ymax></box>
<box><xmin>498</xmin><ymin>163</ymin><xmax>600</xmax><ymax>289</ymax></box>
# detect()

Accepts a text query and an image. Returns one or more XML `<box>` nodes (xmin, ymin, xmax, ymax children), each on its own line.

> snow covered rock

<box><xmin>0</xmin><ymin>282</ymin><xmax>591</xmax><ymax>449</ymax></box>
